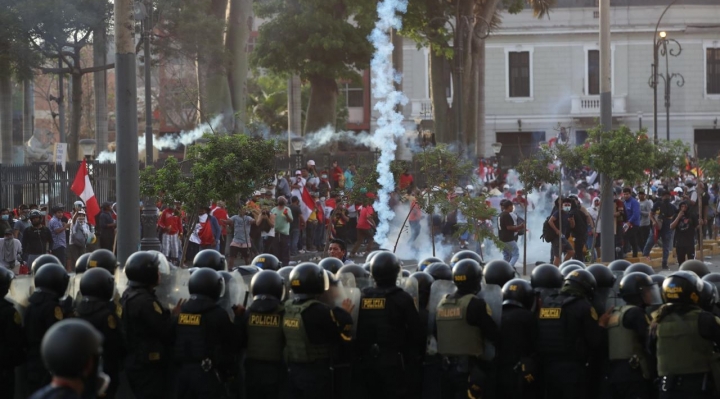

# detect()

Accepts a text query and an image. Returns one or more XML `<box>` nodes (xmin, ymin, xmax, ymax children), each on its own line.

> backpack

<box><xmin>198</xmin><ymin>220</ymin><xmax>215</xmax><ymax>245</ymax></box>
<box><xmin>71</xmin><ymin>225</ymin><xmax>87</xmax><ymax>247</ymax></box>
<box><xmin>541</xmin><ymin>216</ymin><xmax>558</xmax><ymax>243</ymax></box>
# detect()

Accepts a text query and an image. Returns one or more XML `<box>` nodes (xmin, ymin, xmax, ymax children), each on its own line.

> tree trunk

<box><xmin>225</xmin><ymin>0</ymin><xmax>252</xmax><ymax>133</ymax></box>
<box><xmin>196</xmin><ymin>54</ymin><xmax>208</xmax><ymax>123</ymax></box>
<box><xmin>23</xmin><ymin>78</ymin><xmax>34</xmax><ymax>163</ymax></box>
<box><xmin>94</xmin><ymin>23</ymin><xmax>109</xmax><ymax>156</ymax></box>
<box><xmin>204</xmin><ymin>0</ymin><xmax>232</xmax><ymax>130</ymax></box>
<box><xmin>69</xmin><ymin>72</ymin><xmax>83</xmax><ymax>162</ymax></box>
<box><xmin>304</xmin><ymin>75</ymin><xmax>337</xmax><ymax>134</ymax></box>
<box><xmin>430</xmin><ymin>51</ymin><xmax>450</xmax><ymax>143</ymax></box>
<box><xmin>475</xmin><ymin>38</ymin><xmax>486</xmax><ymax>157</ymax></box>
<box><xmin>0</xmin><ymin>68</ymin><xmax>13</xmax><ymax>164</ymax></box>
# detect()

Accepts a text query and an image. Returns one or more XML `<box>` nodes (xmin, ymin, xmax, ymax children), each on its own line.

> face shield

<box><xmin>148</xmin><ymin>251</ymin><xmax>171</xmax><ymax>275</ymax></box>
<box><xmin>218</xmin><ymin>276</ymin><xmax>226</xmax><ymax>299</ymax></box>
<box><xmin>322</xmin><ymin>269</ymin><xmax>330</xmax><ymax>292</ymax></box>
<box><xmin>640</xmin><ymin>283</ymin><xmax>663</xmax><ymax>306</ymax></box>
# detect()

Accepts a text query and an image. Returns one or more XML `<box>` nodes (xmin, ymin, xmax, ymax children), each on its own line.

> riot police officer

<box><xmin>0</xmin><ymin>267</ymin><xmax>24</xmax><ymax>398</ymax></box>
<box><xmin>194</xmin><ymin>249</ymin><xmax>228</xmax><ymax>271</ymax></box>
<box><xmin>537</xmin><ymin>269</ymin><xmax>606</xmax><ymax>399</ymax></box>
<box><xmin>282</xmin><ymin>262</ymin><xmax>353</xmax><ymax>399</ymax></box>
<box><xmin>353</xmin><ymin>252</ymin><xmax>424</xmax><ymax>398</ymax></box>
<box><xmin>28</xmin><ymin>319</ymin><xmax>109</xmax><ymax>399</ymax></box>
<box><xmin>603</xmin><ymin>272</ymin><xmax>661</xmax><ymax>398</ymax></box>
<box><xmin>87</xmin><ymin>248</ymin><xmax>118</xmax><ymax>275</ymax></box>
<box><xmin>242</xmin><ymin>269</ymin><xmax>287</xmax><ymax>398</ymax></box>
<box><xmin>650</xmin><ymin>271</ymin><xmax>720</xmax><ymax>398</ymax></box>
<box><xmin>174</xmin><ymin>268</ymin><xmax>242</xmax><ymax>398</ymax></box>
<box><xmin>407</xmin><ymin>271</ymin><xmax>438</xmax><ymax>399</ymax></box>
<box><xmin>24</xmin><ymin>263</ymin><xmax>70</xmax><ymax>394</ymax></box>
<box><xmin>251</xmin><ymin>253</ymin><xmax>281</xmax><ymax>271</ymax></box>
<box><xmin>75</xmin><ymin>267</ymin><xmax>125</xmax><ymax>398</ymax></box>
<box><xmin>436</xmin><ymin>258</ymin><xmax>499</xmax><ymax>399</ymax></box>
<box><xmin>121</xmin><ymin>251</ymin><xmax>180</xmax><ymax>399</ymax></box>
<box><xmin>498</xmin><ymin>278</ymin><xmax>538</xmax><ymax>399</ymax></box>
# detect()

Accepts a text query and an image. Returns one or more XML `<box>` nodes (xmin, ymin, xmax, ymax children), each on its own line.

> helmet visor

<box><xmin>149</xmin><ymin>251</ymin><xmax>171</xmax><ymax>275</ymax></box>
<box><xmin>218</xmin><ymin>276</ymin><xmax>226</xmax><ymax>299</ymax></box>
<box><xmin>322</xmin><ymin>269</ymin><xmax>330</xmax><ymax>292</ymax></box>
<box><xmin>641</xmin><ymin>283</ymin><xmax>663</xmax><ymax>306</ymax></box>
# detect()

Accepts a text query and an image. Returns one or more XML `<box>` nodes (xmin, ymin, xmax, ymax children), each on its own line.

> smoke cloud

<box><xmin>96</xmin><ymin>116</ymin><xmax>223</xmax><ymax>163</ymax></box>
<box><xmin>368</xmin><ymin>0</ymin><xmax>409</xmax><ymax>244</ymax></box>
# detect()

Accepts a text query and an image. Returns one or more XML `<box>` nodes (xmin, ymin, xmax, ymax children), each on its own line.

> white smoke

<box><xmin>302</xmin><ymin>126</ymin><xmax>376</xmax><ymax>149</ymax></box>
<box><xmin>96</xmin><ymin>116</ymin><xmax>223</xmax><ymax>163</ymax></box>
<box><xmin>381</xmin><ymin>202</ymin><xmax>454</xmax><ymax>262</ymax></box>
<box><xmin>368</xmin><ymin>0</ymin><xmax>409</xmax><ymax>244</ymax></box>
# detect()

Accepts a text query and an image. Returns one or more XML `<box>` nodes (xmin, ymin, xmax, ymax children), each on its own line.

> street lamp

<box><xmin>291</xmin><ymin>137</ymin><xmax>304</xmax><ymax>171</ymax></box>
<box><xmin>491</xmin><ymin>142</ymin><xmax>502</xmax><ymax>177</ymax></box>
<box><xmin>79</xmin><ymin>139</ymin><xmax>97</xmax><ymax>161</ymax></box>
<box><xmin>650</xmin><ymin>0</ymin><xmax>680</xmax><ymax>141</ymax></box>
<box><xmin>649</xmin><ymin>31</ymin><xmax>684</xmax><ymax>141</ymax></box>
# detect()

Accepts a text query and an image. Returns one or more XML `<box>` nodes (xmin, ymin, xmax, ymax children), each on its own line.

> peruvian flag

<box><xmin>300</xmin><ymin>186</ymin><xmax>316</xmax><ymax>221</ymax></box>
<box><xmin>70</xmin><ymin>159</ymin><xmax>101</xmax><ymax>226</ymax></box>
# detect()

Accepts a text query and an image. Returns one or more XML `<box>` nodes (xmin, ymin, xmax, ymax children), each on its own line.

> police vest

<box><xmin>537</xmin><ymin>293</ymin><xmax>581</xmax><ymax>359</ymax></box>
<box><xmin>246</xmin><ymin>305</ymin><xmax>285</xmax><ymax>362</ymax></box>
<box><xmin>436</xmin><ymin>294</ymin><xmax>483</xmax><ymax>356</ymax></box>
<box><xmin>607</xmin><ymin>305</ymin><xmax>650</xmax><ymax>378</ymax></box>
<box><xmin>174</xmin><ymin>309</ymin><xmax>213</xmax><ymax>363</ymax></box>
<box><xmin>357</xmin><ymin>286</ymin><xmax>403</xmax><ymax>352</ymax></box>
<box><xmin>283</xmin><ymin>299</ymin><xmax>333</xmax><ymax>363</ymax></box>
<box><xmin>656</xmin><ymin>308</ymin><xmax>714</xmax><ymax>376</ymax></box>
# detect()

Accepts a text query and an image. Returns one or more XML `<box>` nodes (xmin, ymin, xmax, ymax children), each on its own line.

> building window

<box><xmin>588</xmin><ymin>50</ymin><xmax>600</xmax><ymax>95</ymax></box>
<box><xmin>341</xmin><ymin>83</ymin><xmax>364</xmax><ymax>108</ymax></box>
<box><xmin>708</xmin><ymin>48</ymin><xmax>720</xmax><ymax>95</ymax></box>
<box><xmin>245</xmin><ymin>32</ymin><xmax>258</xmax><ymax>53</ymax></box>
<box><xmin>508</xmin><ymin>51</ymin><xmax>530</xmax><ymax>98</ymax></box>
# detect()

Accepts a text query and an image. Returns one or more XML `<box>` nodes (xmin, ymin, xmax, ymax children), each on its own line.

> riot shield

<box><xmin>155</xmin><ymin>267</ymin><xmax>191</xmax><ymax>310</ymax></box>
<box><xmin>428</xmin><ymin>280</ymin><xmax>458</xmax><ymax>335</ymax></box>
<box><xmin>403</xmin><ymin>277</ymin><xmax>420</xmax><ymax>311</ymax></box>
<box><xmin>593</xmin><ymin>287</ymin><xmax>613</xmax><ymax>315</ymax></box>
<box><xmin>115</xmin><ymin>267</ymin><xmax>128</xmax><ymax>297</ymax></box>
<box><xmin>229</xmin><ymin>269</ymin><xmax>252</xmax><ymax>308</ymax></box>
<box><xmin>335</xmin><ymin>273</ymin><xmax>361</xmax><ymax>328</ymax></box>
<box><xmin>219</xmin><ymin>271</ymin><xmax>246</xmax><ymax>319</ymax></box>
<box><xmin>7</xmin><ymin>275</ymin><xmax>34</xmax><ymax>316</ymax></box>
<box><xmin>605</xmin><ymin>288</ymin><xmax>626</xmax><ymax>310</ymax></box>
<box><xmin>535</xmin><ymin>287</ymin><xmax>559</xmax><ymax>308</ymax></box>
<box><xmin>478</xmin><ymin>283</ymin><xmax>502</xmax><ymax>361</ymax></box>
<box><xmin>70</xmin><ymin>272</ymin><xmax>83</xmax><ymax>308</ymax></box>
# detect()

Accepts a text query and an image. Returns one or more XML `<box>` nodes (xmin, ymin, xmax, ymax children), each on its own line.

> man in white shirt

<box><xmin>0</xmin><ymin>229</ymin><xmax>22</xmax><ymax>271</ymax></box>
<box><xmin>290</xmin><ymin>170</ymin><xmax>306</xmax><ymax>200</ymax></box>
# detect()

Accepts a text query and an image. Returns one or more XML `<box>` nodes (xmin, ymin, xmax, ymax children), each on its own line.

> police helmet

<box><xmin>250</xmin><ymin>270</ymin><xmax>285</xmax><ymax>301</ymax></box>
<box><xmin>662</xmin><ymin>271</ymin><xmax>704</xmax><ymax>305</ymax></box>
<box><xmin>79</xmin><ymin>268</ymin><xmax>115</xmax><ymax>301</ymax></box>
<box><xmin>559</xmin><ymin>259</ymin><xmax>585</xmax><ymax>271</ymax></box>
<box><xmin>362</xmin><ymin>263</ymin><xmax>371</xmax><ymax>273</ymax></box>
<box><xmin>251</xmin><ymin>253</ymin><xmax>280</xmax><ymax>271</ymax></box>
<box><xmin>365</xmin><ymin>250</ymin><xmax>388</xmax><ymax>264</ymax></box>
<box><xmin>337</xmin><ymin>264</ymin><xmax>370</xmax><ymax>281</ymax></box>
<box><xmin>370</xmin><ymin>252</ymin><xmax>401</xmax><ymax>285</ymax></box>
<box><xmin>278</xmin><ymin>266</ymin><xmax>294</xmax><ymax>281</ymax></box>
<box><xmin>625</xmin><ymin>263</ymin><xmax>655</xmax><ymax>276</ymax></box>
<box><xmin>194</xmin><ymin>249</ymin><xmax>227</xmax><ymax>271</ymax></box>
<box><xmin>650</xmin><ymin>274</ymin><xmax>666</xmax><ymax>287</ymax></box>
<box><xmin>233</xmin><ymin>265</ymin><xmax>261</xmax><ymax>276</ymax></box>
<box><xmin>28</xmin><ymin>210</ymin><xmax>42</xmax><ymax>220</ymax></box>
<box><xmin>619</xmin><ymin>272</ymin><xmax>662</xmax><ymax>307</ymax></box>
<box><xmin>0</xmin><ymin>267</ymin><xmax>14</xmax><ymax>297</ymax></box>
<box><xmin>560</xmin><ymin>264</ymin><xmax>584</xmax><ymax>277</ymax></box>
<box><xmin>289</xmin><ymin>263</ymin><xmax>329</xmax><ymax>299</ymax></box>
<box><xmin>484</xmin><ymin>259</ymin><xmax>516</xmax><ymax>287</ymax></box>
<box><xmin>608</xmin><ymin>259</ymin><xmax>632</xmax><ymax>274</ymax></box>
<box><xmin>699</xmin><ymin>280</ymin><xmax>717</xmax><ymax>311</ymax></box>
<box><xmin>87</xmin><ymin>249</ymin><xmax>118</xmax><ymax>275</ymax></box>
<box><xmin>32</xmin><ymin>254</ymin><xmax>61</xmax><ymax>275</ymax></box>
<box><xmin>319</xmin><ymin>257</ymin><xmax>345</xmax><ymax>275</ymax></box>
<box><xmin>449</xmin><ymin>250</ymin><xmax>483</xmax><ymax>268</ymax></box>
<box><xmin>188</xmin><ymin>268</ymin><xmax>225</xmax><ymax>301</ymax></box>
<box><xmin>502</xmin><ymin>278</ymin><xmax>534</xmax><ymax>310</ymax></box>
<box><xmin>75</xmin><ymin>253</ymin><xmax>92</xmax><ymax>274</ymax></box>
<box><xmin>401</xmin><ymin>269</ymin><xmax>410</xmax><ymax>278</ymax></box>
<box><xmin>124</xmin><ymin>251</ymin><xmax>170</xmax><ymax>286</ymax></box>
<box><xmin>702</xmin><ymin>273</ymin><xmax>720</xmax><ymax>293</ymax></box>
<box><xmin>425</xmin><ymin>262</ymin><xmax>452</xmax><ymax>281</ymax></box>
<box><xmin>563</xmin><ymin>269</ymin><xmax>597</xmax><ymax>298</ymax></box>
<box><xmin>41</xmin><ymin>319</ymin><xmax>103</xmax><ymax>379</ymax></box>
<box><xmin>586</xmin><ymin>264</ymin><xmax>616</xmax><ymax>289</ymax></box>
<box><xmin>679</xmin><ymin>259</ymin><xmax>710</xmax><ymax>278</ymax></box>
<box><xmin>409</xmin><ymin>272</ymin><xmax>434</xmax><ymax>309</ymax></box>
<box><xmin>531</xmin><ymin>264</ymin><xmax>563</xmax><ymax>289</ymax></box>
<box><xmin>418</xmin><ymin>257</ymin><xmax>443</xmax><ymax>272</ymax></box>
<box><xmin>35</xmin><ymin>263</ymin><xmax>70</xmax><ymax>297</ymax></box>
<box><xmin>451</xmin><ymin>259</ymin><xmax>483</xmax><ymax>293</ymax></box>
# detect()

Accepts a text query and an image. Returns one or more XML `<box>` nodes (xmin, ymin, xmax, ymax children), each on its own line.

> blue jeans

<box><xmin>502</xmin><ymin>240</ymin><xmax>520</xmax><ymax>266</ymax></box>
<box><xmin>290</xmin><ymin>228</ymin><xmax>300</xmax><ymax>256</ymax></box>
<box><xmin>409</xmin><ymin>221</ymin><xmax>421</xmax><ymax>243</ymax></box>
<box><xmin>643</xmin><ymin>225</ymin><xmax>672</xmax><ymax>268</ymax></box>
<box><xmin>586</xmin><ymin>235</ymin><xmax>597</xmax><ymax>262</ymax></box>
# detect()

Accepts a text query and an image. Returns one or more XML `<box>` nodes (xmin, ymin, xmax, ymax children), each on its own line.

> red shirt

<box><xmin>357</xmin><ymin>205</ymin><xmax>375</xmax><ymax>230</ymax></box>
<box><xmin>331</xmin><ymin>166</ymin><xmax>343</xmax><ymax>183</ymax></box>
<box><xmin>408</xmin><ymin>202</ymin><xmax>423</xmax><ymax>222</ymax></box>
<box><xmin>211</xmin><ymin>207</ymin><xmax>229</xmax><ymax>235</ymax></box>
<box><xmin>158</xmin><ymin>208</ymin><xmax>183</xmax><ymax>235</ymax></box>
<box><xmin>399</xmin><ymin>174</ymin><xmax>414</xmax><ymax>190</ymax></box>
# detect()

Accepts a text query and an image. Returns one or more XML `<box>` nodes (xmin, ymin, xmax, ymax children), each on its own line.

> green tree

<box><xmin>652</xmin><ymin>139</ymin><xmax>689</xmax><ymax>182</ymax></box>
<box><xmin>252</xmin><ymin>0</ymin><xmax>375</xmax><ymax>134</ymax></box>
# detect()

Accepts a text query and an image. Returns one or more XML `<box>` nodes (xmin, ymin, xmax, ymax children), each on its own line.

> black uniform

<box><xmin>75</xmin><ymin>298</ymin><xmax>125</xmax><ymax>398</ymax></box>
<box><xmin>0</xmin><ymin>298</ymin><xmax>25</xmax><ymax>398</ymax></box>
<box><xmin>24</xmin><ymin>290</ymin><xmax>66</xmax><ymax>394</ymax></box>
<box><xmin>241</xmin><ymin>295</ymin><xmax>287</xmax><ymax>399</ymax></box>
<box><xmin>537</xmin><ymin>289</ymin><xmax>606</xmax><ymax>399</ymax></box>
<box><xmin>28</xmin><ymin>385</ymin><xmax>82</xmax><ymax>399</ymax></box>
<box><xmin>353</xmin><ymin>285</ymin><xmax>425</xmax><ymax>399</ymax></box>
<box><xmin>173</xmin><ymin>294</ymin><xmax>241</xmax><ymax>399</ymax></box>
<box><xmin>120</xmin><ymin>285</ymin><xmax>174</xmax><ymax>399</ymax></box>
<box><xmin>497</xmin><ymin>304</ymin><xmax>538</xmax><ymax>399</ymax></box>
<box><xmin>283</xmin><ymin>298</ymin><xmax>353</xmax><ymax>399</ymax></box>
<box><xmin>606</xmin><ymin>306</ymin><xmax>654</xmax><ymax>399</ymax></box>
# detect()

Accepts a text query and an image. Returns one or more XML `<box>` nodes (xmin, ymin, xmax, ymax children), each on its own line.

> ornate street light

<box><xmin>291</xmin><ymin>137</ymin><xmax>304</xmax><ymax>171</ymax></box>
<box><xmin>649</xmin><ymin>31</ymin><xmax>684</xmax><ymax>141</ymax></box>
<box><xmin>79</xmin><ymin>139</ymin><xmax>97</xmax><ymax>161</ymax></box>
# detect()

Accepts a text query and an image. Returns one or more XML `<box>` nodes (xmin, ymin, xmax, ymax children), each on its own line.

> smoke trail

<box><xmin>369</xmin><ymin>0</ymin><xmax>409</xmax><ymax>244</ymax></box>
<box><xmin>302</xmin><ymin>126</ymin><xmax>375</xmax><ymax>149</ymax></box>
<box><xmin>96</xmin><ymin>116</ymin><xmax>223</xmax><ymax>163</ymax></box>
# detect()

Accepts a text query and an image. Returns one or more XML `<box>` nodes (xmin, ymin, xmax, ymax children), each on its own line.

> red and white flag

<box><xmin>300</xmin><ymin>186</ymin><xmax>316</xmax><ymax>221</ymax></box>
<box><xmin>70</xmin><ymin>160</ymin><xmax>101</xmax><ymax>226</ymax></box>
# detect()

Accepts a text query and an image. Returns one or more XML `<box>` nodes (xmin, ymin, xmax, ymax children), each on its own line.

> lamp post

<box><xmin>650</xmin><ymin>0</ymin><xmax>679</xmax><ymax>141</ymax></box>
<box><xmin>291</xmin><ymin>138</ymin><xmax>304</xmax><ymax>172</ymax></box>
<box><xmin>649</xmin><ymin>31</ymin><xmax>684</xmax><ymax>141</ymax></box>
<box><xmin>491</xmin><ymin>142</ymin><xmax>502</xmax><ymax>182</ymax></box>
<box><xmin>79</xmin><ymin>139</ymin><xmax>97</xmax><ymax>162</ymax></box>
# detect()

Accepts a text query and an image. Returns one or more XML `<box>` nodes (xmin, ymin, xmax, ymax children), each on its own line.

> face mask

<box><xmin>321</xmin><ymin>175</ymin><xmax>328</xmax><ymax>179</ymax></box>
<box><xmin>78</xmin><ymin>219</ymin><xmax>86</xmax><ymax>224</ymax></box>
<box><xmin>1</xmin><ymin>215</ymin><xmax>7</xmax><ymax>221</ymax></box>
<box><xmin>562</xmin><ymin>206</ymin><xmax>571</xmax><ymax>212</ymax></box>
<box><xmin>32</xmin><ymin>220</ymin><xmax>41</xmax><ymax>226</ymax></box>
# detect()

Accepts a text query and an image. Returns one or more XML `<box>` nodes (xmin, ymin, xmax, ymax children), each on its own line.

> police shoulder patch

<box><xmin>486</xmin><ymin>303</ymin><xmax>493</xmax><ymax>316</ymax></box>
<box><xmin>115</xmin><ymin>304</ymin><xmax>123</xmax><ymax>318</ymax></box>
<box><xmin>108</xmin><ymin>315</ymin><xmax>116</xmax><ymax>329</ymax></box>
<box><xmin>13</xmin><ymin>311</ymin><xmax>21</xmax><ymax>325</ymax></box>
<box><xmin>590</xmin><ymin>307</ymin><xmax>598</xmax><ymax>321</ymax></box>
<box><xmin>153</xmin><ymin>302</ymin><xmax>162</xmax><ymax>314</ymax></box>
<box><xmin>539</xmin><ymin>308</ymin><xmax>561</xmax><ymax>319</ymax></box>
<box><xmin>54</xmin><ymin>306</ymin><xmax>63</xmax><ymax>321</ymax></box>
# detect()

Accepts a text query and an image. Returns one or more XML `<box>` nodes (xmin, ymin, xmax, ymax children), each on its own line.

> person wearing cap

<box><xmin>306</xmin><ymin>159</ymin><xmax>318</xmax><ymax>178</ymax></box>
<box><xmin>317</xmin><ymin>171</ymin><xmax>332</xmax><ymax>198</ymax></box>
<box><xmin>48</xmin><ymin>206</ymin><xmax>70</xmax><ymax>270</ymax></box>
<box><xmin>68</xmin><ymin>211</ymin><xmax>91</xmax><ymax>271</ymax></box>
<box><xmin>0</xmin><ymin>228</ymin><xmax>22</xmax><ymax>271</ymax></box>
<box><xmin>642</xmin><ymin>188</ymin><xmax>676</xmax><ymax>269</ymax></box>
<box><xmin>290</xmin><ymin>170</ymin><xmax>306</xmax><ymax>202</ymax></box>
<box><xmin>305</xmin><ymin>168</ymin><xmax>319</xmax><ymax>193</ymax></box>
